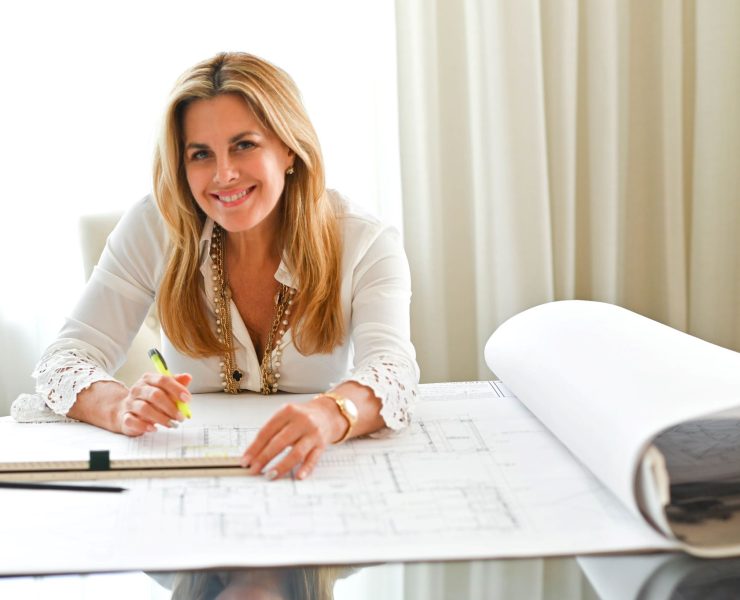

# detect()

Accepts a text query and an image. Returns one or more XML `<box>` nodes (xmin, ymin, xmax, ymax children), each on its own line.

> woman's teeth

<box><xmin>220</xmin><ymin>189</ymin><xmax>248</xmax><ymax>203</ymax></box>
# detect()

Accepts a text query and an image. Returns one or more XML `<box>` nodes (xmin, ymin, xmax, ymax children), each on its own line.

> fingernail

<box><xmin>168</xmin><ymin>420</ymin><xmax>180</xmax><ymax>429</ymax></box>
<box><xmin>180</xmin><ymin>392</ymin><xmax>191</xmax><ymax>402</ymax></box>
<box><xmin>176</xmin><ymin>412</ymin><xmax>186</xmax><ymax>422</ymax></box>
<box><xmin>147</xmin><ymin>424</ymin><xmax>156</xmax><ymax>433</ymax></box>
<box><xmin>240</xmin><ymin>460</ymin><xmax>250</xmax><ymax>469</ymax></box>
<box><xmin>297</xmin><ymin>470</ymin><xmax>307</xmax><ymax>480</ymax></box>
<box><xmin>265</xmin><ymin>470</ymin><xmax>278</xmax><ymax>481</ymax></box>
<box><xmin>242</xmin><ymin>455</ymin><xmax>251</xmax><ymax>467</ymax></box>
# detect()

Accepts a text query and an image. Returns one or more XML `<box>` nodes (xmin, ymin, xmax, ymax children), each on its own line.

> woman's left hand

<box><xmin>241</xmin><ymin>395</ymin><xmax>346</xmax><ymax>480</ymax></box>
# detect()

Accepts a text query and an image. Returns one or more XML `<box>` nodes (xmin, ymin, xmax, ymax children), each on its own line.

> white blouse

<box><xmin>31</xmin><ymin>191</ymin><xmax>419</xmax><ymax>430</ymax></box>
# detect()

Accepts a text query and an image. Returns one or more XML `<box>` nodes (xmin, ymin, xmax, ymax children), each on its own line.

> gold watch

<box><xmin>316</xmin><ymin>392</ymin><xmax>359</xmax><ymax>444</ymax></box>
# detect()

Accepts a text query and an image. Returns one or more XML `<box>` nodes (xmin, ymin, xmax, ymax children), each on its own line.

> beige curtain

<box><xmin>396</xmin><ymin>0</ymin><xmax>740</xmax><ymax>383</ymax></box>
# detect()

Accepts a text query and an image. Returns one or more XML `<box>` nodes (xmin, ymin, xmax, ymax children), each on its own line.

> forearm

<box><xmin>67</xmin><ymin>380</ymin><xmax>129</xmax><ymax>433</ymax></box>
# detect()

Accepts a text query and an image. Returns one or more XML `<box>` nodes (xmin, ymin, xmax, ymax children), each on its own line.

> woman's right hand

<box><xmin>117</xmin><ymin>372</ymin><xmax>192</xmax><ymax>436</ymax></box>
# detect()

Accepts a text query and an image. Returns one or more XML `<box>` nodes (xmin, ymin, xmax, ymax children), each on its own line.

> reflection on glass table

<box><xmin>580</xmin><ymin>553</ymin><xmax>740</xmax><ymax>600</ymax></box>
<box><xmin>3</xmin><ymin>554</ymin><xmax>740</xmax><ymax>599</ymax></box>
<box><xmin>161</xmin><ymin>566</ymin><xmax>354</xmax><ymax>599</ymax></box>
<box><xmin>0</xmin><ymin>559</ymin><xmax>595</xmax><ymax>599</ymax></box>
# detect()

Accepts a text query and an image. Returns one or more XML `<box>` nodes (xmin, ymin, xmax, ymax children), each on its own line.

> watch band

<box><xmin>315</xmin><ymin>392</ymin><xmax>358</xmax><ymax>444</ymax></box>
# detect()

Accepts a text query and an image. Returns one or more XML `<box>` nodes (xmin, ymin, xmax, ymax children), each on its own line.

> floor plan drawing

<box><xmin>0</xmin><ymin>382</ymin><xmax>673</xmax><ymax>574</ymax></box>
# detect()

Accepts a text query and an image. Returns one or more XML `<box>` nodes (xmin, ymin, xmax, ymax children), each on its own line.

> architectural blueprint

<box><xmin>0</xmin><ymin>382</ymin><xmax>673</xmax><ymax>575</ymax></box>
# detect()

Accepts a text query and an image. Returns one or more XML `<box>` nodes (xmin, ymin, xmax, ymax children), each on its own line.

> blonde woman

<box><xmin>31</xmin><ymin>52</ymin><xmax>418</xmax><ymax>480</ymax></box>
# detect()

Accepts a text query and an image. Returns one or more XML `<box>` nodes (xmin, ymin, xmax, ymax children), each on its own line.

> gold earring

<box><xmin>286</xmin><ymin>166</ymin><xmax>295</xmax><ymax>175</ymax></box>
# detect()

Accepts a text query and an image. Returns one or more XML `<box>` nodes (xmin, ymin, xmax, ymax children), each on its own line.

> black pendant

<box><xmin>232</xmin><ymin>370</ymin><xmax>243</xmax><ymax>382</ymax></box>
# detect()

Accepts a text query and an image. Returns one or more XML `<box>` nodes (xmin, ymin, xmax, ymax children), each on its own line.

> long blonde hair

<box><xmin>153</xmin><ymin>52</ymin><xmax>343</xmax><ymax>357</ymax></box>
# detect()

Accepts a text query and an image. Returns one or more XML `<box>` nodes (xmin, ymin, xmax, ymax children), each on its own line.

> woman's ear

<box><xmin>285</xmin><ymin>149</ymin><xmax>296</xmax><ymax>175</ymax></box>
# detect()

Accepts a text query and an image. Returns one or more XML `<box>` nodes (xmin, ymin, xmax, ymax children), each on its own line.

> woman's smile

<box><xmin>211</xmin><ymin>185</ymin><xmax>256</xmax><ymax>207</ymax></box>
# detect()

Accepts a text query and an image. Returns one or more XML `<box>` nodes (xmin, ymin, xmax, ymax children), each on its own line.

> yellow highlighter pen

<box><xmin>148</xmin><ymin>348</ymin><xmax>192</xmax><ymax>419</ymax></box>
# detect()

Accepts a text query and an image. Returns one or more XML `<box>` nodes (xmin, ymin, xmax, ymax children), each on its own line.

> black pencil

<box><xmin>0</xmin><ymin>481</ymin><xmax>127</xmax><ymax>493</ymax></box>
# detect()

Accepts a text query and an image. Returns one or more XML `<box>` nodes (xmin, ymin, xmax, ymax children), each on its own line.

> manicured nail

<box><xmin>168</xmin><ymin>420</ymin><xmax>180</xmax><ymax>429</ymax></box>
<box><xmin>297</xmin><ymin>470</ymin><xmax>307</xmax><ymax>480</ymax></box>
<box><xmin>147</xmin><ymin>424</ymin><xmax>156</xmax><ymax>432</ymax></box>
<box><xmin>176</xmin><ymin>412</ymin><xmax>185</xmax><ymax>422</ymax></box>
<box><xmin>265</xmin><ymin>470</ymin><xmax>278</xmax><ymax>481</ymax></box>
<box><xmin>180</xmin><ymin>392</ymin><xmax>191</xmax><ymax>402</ymax></box>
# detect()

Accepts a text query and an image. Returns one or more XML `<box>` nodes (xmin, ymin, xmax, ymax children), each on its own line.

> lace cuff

<box><xmin>11</xmin><ymin>393</ymin><xmax>80</xmax><ymax>423</ymax></box>
<box><xmin>32</xmin><ymin>348</ymin><xmax>119</xmax><ymax>416</ymax></box>
<box><xmin>339</xmin><ymin>354</ymin><xmax>418</xmax><ymax>433</ymax></box>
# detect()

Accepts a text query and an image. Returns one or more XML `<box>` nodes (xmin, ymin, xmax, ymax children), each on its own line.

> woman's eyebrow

<box><xmin>185</xmin><ymin>131</ymin><xmax>262</xmax><ymax>150</ymax></box>
<box><xmin>229</xmin><ymin>130</ymin><xmax>262</xmax><ymax>143</ymax></box>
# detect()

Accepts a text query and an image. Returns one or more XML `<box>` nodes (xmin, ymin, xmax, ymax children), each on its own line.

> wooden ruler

<box><xmin>0</xmin><ymin>451</ymin><xmax>246</xmax><ymax>482</ymax></box>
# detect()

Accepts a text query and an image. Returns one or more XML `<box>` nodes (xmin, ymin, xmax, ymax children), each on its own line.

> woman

<box><xmin>31</xmin><ymin>52</ymin><xmax>418</xmax><ymax>480</ymax></box>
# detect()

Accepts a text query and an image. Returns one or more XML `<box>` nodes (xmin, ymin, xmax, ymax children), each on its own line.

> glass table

<box><xmin>2</xmin><ymin>553</ymin><xmax>740</xmax><ymax>599</ymax></box>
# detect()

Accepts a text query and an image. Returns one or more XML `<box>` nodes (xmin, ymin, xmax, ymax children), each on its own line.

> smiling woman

<box><xmin>23</xmin><ymin>52</ymin><xmax>419</xmax><ymax>482</ymax></box>
<box><xmin>0</xmin><ymin>1</ymin><xmax>401</xmax><ymax>415</ymax></box>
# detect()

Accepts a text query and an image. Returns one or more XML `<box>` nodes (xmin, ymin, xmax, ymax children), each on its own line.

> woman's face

<box><xmin>182</xmin><ymin>93</ymin><xmax>294</xmax><ymax>235</ymax></box>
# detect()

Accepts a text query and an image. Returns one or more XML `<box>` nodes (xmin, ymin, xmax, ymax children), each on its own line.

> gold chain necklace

<box><xmin>260</xmin><ymin>283</ymin><xmax>293</xmax><ymax>394</ymax></box>
<box><xmin>210</xmin><ymin>223</ymin><xmax>294</xmax><ymax>395</ymax></box>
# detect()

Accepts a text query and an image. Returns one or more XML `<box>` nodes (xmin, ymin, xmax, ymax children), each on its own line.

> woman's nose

<box><xmin>213</xmin><ymin>156</ymin><xmax>238</xmax><ymax>184</ymax></box>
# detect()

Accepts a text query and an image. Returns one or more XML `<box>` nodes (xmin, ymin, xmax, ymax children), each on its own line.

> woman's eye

<box><xmin>190</xmin><ymin>150</ymin><xmax>210</xmax><ymax>161</ymax></box>
<box><xmin>235</xmin><ymin>140</ymin><xmax>255</xmax><ymax>151</ymax></box>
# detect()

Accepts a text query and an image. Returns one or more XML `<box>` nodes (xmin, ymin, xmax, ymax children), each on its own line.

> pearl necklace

<box><xmin>210</xmin><ymin>223</ymin><xmax>295</xmax><ymax>394</ymax></box>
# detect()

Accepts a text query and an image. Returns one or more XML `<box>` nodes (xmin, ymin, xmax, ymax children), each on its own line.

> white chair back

<box><xmin>79</xmin><ymin>213</ymin><xmax>161</xmax><ymax>385</ymax></box>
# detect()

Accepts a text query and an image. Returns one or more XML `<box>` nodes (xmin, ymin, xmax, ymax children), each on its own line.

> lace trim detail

<box><xmin>32</xmin><ymin>348</ymin><xmax>118</xmax><ymax>416</ymax></box>
<box><xmin>340</xmin><ymin>355</ymin><xmax>418</xmax><ymax>432</ymax></box>
<box><xmin>11</xmin><ymin>393</ymin><xmax>80</xmax><ymax>423</ymax></box>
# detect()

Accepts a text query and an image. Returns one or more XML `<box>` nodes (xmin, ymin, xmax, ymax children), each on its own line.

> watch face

<box><xmin>342</xmin><ymin>398</ymin><xmax>359</xmax><ymax>421</ymax></box>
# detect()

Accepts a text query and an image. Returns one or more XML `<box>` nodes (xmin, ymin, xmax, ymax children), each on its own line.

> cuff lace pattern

<box><xmin>342</xmin><ymin>355</ymin><xmax>418</xmax><ymax>432</ymax></box>
<box><xmin>32</xmin><ymin>349</ymin><xmax>118</xmax><ymax>416</ymax></box>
